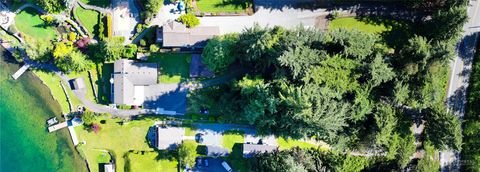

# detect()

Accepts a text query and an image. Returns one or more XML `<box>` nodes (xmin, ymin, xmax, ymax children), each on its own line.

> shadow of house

<box><xmin>143</xmin><ymin>83</ymin><xmax>188</xmax><ymax>114</ymax></box>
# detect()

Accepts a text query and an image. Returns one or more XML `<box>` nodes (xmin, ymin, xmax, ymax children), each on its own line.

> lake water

<box><xmin>0</xmin><ymin>48</ymin><xmax>87</xmax><ymax>172</ymax></box>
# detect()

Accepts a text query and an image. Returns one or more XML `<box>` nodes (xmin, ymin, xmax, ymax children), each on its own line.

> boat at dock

<box><xmin>46</xmin><ymin>117</ymin><xmax>58</xmax><ymax>126</ymax></box>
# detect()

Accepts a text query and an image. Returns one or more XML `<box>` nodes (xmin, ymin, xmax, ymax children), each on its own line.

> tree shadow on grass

<box><xmin>355</xmin><ymin>16</ymin><xmax>414</xmax><ymax>50</ymax></box>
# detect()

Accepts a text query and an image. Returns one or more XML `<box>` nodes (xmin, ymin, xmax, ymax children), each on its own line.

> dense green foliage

<box><xmin>202</xmin><ymin>34</ymin><xmax>239</xmax><ymax>73</ymax></box>
<box><xmin>177</xmin><ymin>141</ymin><xmax>197</xmax><ymax>168</ymax></box>
<box><xmin>37</xmin><ymin>0</ymin><xmax>66</xmax><ymax>13</ymax></box>
<box><xmin>424</xmin><ymin>106</ymin><xmax>462</xmax><ymax>150</ymax></box>
<box><xmin>141</xmin><ymin>0</ymin><xmax>164</xmax><ymax>20</ymax></box>
<box><xmin>53</xmin><ymin>42</ymin><xmax>93</xmax><ymax>73</ymax></box>
<box><xmin>462</xmin><ymin>44</ymin><xmax>480</xmax><ymax>171</ymax></box>
<box><xmin>177</xmin><ymin>13</ymin><xmax>200</xmax><ymax>28</ymax></box>
<box><xmin>416</xmin><ymin>142</ymin><xmax>440</xmax><ymax>172</ymax></box>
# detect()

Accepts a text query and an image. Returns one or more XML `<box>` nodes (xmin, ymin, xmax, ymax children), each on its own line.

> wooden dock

<box><xmin>48</xmin><ymin>122</ymin><xmax>68</xmax><ymax>132</ymax></box>
<box><xmin>11</xmin><ymin>64</ymin><xmax>31</xmax><ymax>80</ymax></box>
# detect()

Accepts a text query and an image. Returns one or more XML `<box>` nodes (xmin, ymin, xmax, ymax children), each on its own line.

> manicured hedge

<box><xmin>106</xmin><ymin>14</ymin><xmax>112</xmax><ymax>38</ymax></box>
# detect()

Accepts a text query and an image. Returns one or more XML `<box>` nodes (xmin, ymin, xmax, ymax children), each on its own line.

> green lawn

<box><xmin>146</xmin><ymin>53</ymin><xmax>191</xmax><ymax>83</ymax></box>
<box><xmin>14</xmin><ymin>8</ymin><xmax>57</xmax><ymax>40</ymax></box>
<box><xmin>196</xmin><ymin>0</ymin><xmax>251</xmax><ymax>13</ymax></box>
<box><xmin>74</xmin><ymin>6</ymin><xmax>100</xmax><ymax>37</ymax></box>
<box><xmin>126</xmin><ymin>151</ymin><xmax>177</xmax><ymax>172</ymax></box>
<box><xmin>75</xmin><ymin>117</ymin><xmax>156</xmax><ymax>172</ymax></box>
<box><xmin>277</xmin><ymin>137</ymin><xmax>319</xmax><ymax>150</ymax></box>
<box><xmin>34</xmin><ymin>71</ymin><xmax>82</xmax><ymax>114</ymax></box>
<box><xmin>80</xmin><ymin>0</ymin><xmax>111</xmax><ymax>8</ymax></box>
<box><xmin>329</xmin><ymin>17</ymin><xmax>412</xmax><ymax>49</ymax></box>
<box><xmin>329</xmin><ymin>17</ymin><xmax>389</xmax><ymax>34</ymax></box>
<box><xmin>185</xmin><ymin>127</ymin><xmax>196</xmax><ymax>136</ymax></box>
<box><xmin>222</xmin><ymin>130</ymin><xmax>245</xmax><ymax>152</ymax></box>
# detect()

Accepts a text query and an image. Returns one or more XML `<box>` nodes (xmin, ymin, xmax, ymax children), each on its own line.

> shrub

<box><xmin>140</xmin><ymin>39</ymin><xmax>147</xmax><ymax>47</ymax></box>
<box><xmin>91</xmin><ymin>123</ymin><xmax>101</xmax><ymax>134</ymax></box>
<box><xmin>177</xmin><ymin>13</ymin><xmax>200</xmax><ymax>28</ymax></box>
<box><xmin>331</xmin><ymin>11</ymin><xmax>341</xmax><ymax>19</ymax></box>
<box><xmin>98</xmin><ymin>14</ymin><xmax>105</xmax><ymax>40</ymax></box>
<box><xmin>106</xmin><ymin>14</ymin><xmax>112</xmax><ymax>38</ymax></box>
<box><xmin>149</xmin><ymin>44</ymin><xmax>159</xmax><ymax>52</ymax></box>
<box><xmin>136</xmin><ymin>24</ymin><xmax>143</xmax><ymax>33</ymax></box>
<box><xmin>68</xmin><ymin>32</ymin><xmax>77</xmax><ymax>41</ymax></box>
<box><xmin>40</xmin><ymin>15</ymin><xmax>55</xmax><ymax>24</ymax></box>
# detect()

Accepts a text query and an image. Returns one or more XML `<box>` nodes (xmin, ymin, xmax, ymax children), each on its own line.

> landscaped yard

<box><xmin>68</xmin><ymin>69</ymin><xmax>98</xmax><ymax>103</ymax></box>
<box><xmin>126</xmin><ymin>151</ymin><xmax>177</xmax><ymax>172</ymax></box>
<box><xmin>15</xmin><ymin>8</ymin><xmax>57</xmax><ymax>40</ymax></box>
<box><xmin>80</xmin><ymin>0</ymin><xmax>111</xmax><ymax>8</ymax></box>
<box><xmin>74</xmin><ymin>6</ymin><xmax>100</xmax><ymax>37</ymax></box>
<box><xmin>222</xmin><ymin>130</ymin><xmax>245</xmax><ymax>152</ymax></box>
<box><xmin>146</xmin><ymin>53</ymin><xmax>191</xmax><ymax>83</ymax></box>
<box><xmin>329</xmin><ymin>17</ymin><xmax>389</xmax><ymax>34</ymax></box>
<box><xmin>75</xmin><ymin>116</ymin><xmax>156</xmax><ymax>172</ymax></box>
<box><xmin>196</xmin><ymin>0</ymin><xmax>252</xmax><ymax>13</ymax></box>
<box><xmin>34</xmin><ymin>71</ymin><xmax>82</xmax><ymax>114</ymax></box>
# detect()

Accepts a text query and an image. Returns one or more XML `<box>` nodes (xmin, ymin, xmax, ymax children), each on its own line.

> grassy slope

<box><xmin>196</xmin><ymin>0</ymin><xmax>249</xmax><ymax>12</ymax></box>
<box><xmin>222</xmin><ymin>130</ymin><xmax>245</xmax><ymax>152</ymax></box>
<box><xmin>146</xmin><ymin>53</ymin><xmax>191</xmax><ymax>83</ymax></box>
<box><xmin>126</xmin><ymin>151</ymin><xmax>177</xmax><ymax>172</ymax></box>
<box><xmin>74</xmin><ymin>6</ymin><xmax>100</xmax><ymax>37</ymax></box>
<box><xmin>34</xmin><ymin>71</ymin><xmax>81</xmax><ymax>114</ymax></box>
<box><xmin>75</xmin><ymin>117</ymin><xmax>155</xmax><ymax>172</ymax></box>
<box><xmin>15</xmin><ymin>8</ymin><xmax>57</xmax><ymax>41</ymax></box>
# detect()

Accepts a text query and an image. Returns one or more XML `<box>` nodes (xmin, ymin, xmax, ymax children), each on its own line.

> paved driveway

<box><xmin>192</xmin><ymin>157</ymin><xmax>226</xmax><ymax>172</ymax></box>
<box><xmin>112</xmin><ymin>0</ymin><xmax>140</xmax><ymax>44</ymax></box>
<box><xmin>143</xmin><ymin>83</ymin><xmax>187</xmax><ymax>115</ymax></box>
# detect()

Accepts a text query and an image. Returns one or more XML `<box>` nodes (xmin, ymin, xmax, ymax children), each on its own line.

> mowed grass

<box><xmin>222</xmin><ymin>130</ymin><xmax>245</xmax><ymax>152</ymax></box>
<box><xmin>15</xmin><ymin>8</ymin><xmax>57</xmax><ymax>40</ymax></box>
<box><xmin>74</xmin><ymin>6</ymin><xmax>100</xmax><ymax>37</ymax></box>
<box><xmin>75</xmin><ymin>117</ymin><xmax>156</xmax><ymax>172</ymax></box>
<box><xmin>126</xmin><ymin>151</ymin><xmax>177</xmax><ymax>172</ymax></box>
<box><xmin>34</xmin><ymin>71</ymin><xmax>81</xmax><ymax>114</ymax></box>
<box><xmin>80</xmin><ymin>0</ymin><xmax>111</xmax><ymax>8</ymax></box>
<box><xmin>147</xmin><ymin>53</ymin><xmax>191</xmax><ymax>83</ymax></box>
<box><xmin>329</xmin><ymin>17</ymin><xmax>389</xmax><ymax>34</ymax></box>
<box><xmin>196</xmin><ymin>0</ymin><xmax>251</xmax><ymax>13</ymax></box>
<box><xmin>277</xmin><ymin>137</ymin><xmax>318</xmax><ymax>150</ymax></box>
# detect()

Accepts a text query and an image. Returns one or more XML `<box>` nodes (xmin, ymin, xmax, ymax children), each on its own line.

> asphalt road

<box><xmin>441</xmin><ymin>0</ymin><xmax>480</xmax><ymax>171</ymax></box>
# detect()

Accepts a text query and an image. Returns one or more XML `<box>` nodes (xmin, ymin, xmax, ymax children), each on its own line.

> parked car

<box><xmin>204</xmin><ymin>159</ymin><xmax>209</xmax><ymax>167</ymax></box>
<box><xmin>196</xmin><ymin>158</ymin><xmax>202</xmax><ymax>167</ymax></box>
<box><xmin>221</xmin><ymin>161</ymin><xmax>232</xmax><ymax>172</ymax></box>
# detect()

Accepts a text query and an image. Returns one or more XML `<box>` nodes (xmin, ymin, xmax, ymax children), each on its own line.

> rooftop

<box><xmin>161</xmin><ymin>20</ymin><xmax>220</xmax><ymax>47</ymax></box>
<box><xmin>113</xmin><ymin>59</ymin><xmax>157</xmax><ymax>105</ymax></box>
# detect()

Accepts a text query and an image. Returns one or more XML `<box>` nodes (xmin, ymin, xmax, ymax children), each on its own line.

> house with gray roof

<box><xmin>156</xmin><ymin>126</ymin><xmax>185</xmax><ymax>150</ymax></box>
<box><xmin>242</xmin><ymin>144</ymin><xmax>278</xmax><ymax>158</ymax></box>
<box><xmin>157</xmin><ymin>20</ymin><xmax>220</xmax><ymax>48</ymax></box>
<box><xmin>113</xmin><ymin>59</ymin><xmax>157</xmax><ymax>105</ymax></box>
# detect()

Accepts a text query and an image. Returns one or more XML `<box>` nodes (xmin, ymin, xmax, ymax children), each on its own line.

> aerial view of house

<box><xmin>0</xmin><ymin>0</ymin><xmax>479</xmax><ymax>172</ymax></box>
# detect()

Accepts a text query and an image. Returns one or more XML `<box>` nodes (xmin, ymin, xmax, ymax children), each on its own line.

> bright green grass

<box><xmin>74</xmin><ymin>6</ymin><xmax>100</xmax><ymax>37</ymax></box>
<box><xmin>146</xmin><ymin>53</ymin><xmax>191</xmax><ymax>83</ymax></box>
<box><xmin>222</xmin><ymin>130</ymin><xmax>245</xmax><ymax>152</ymax></box>
<box><xmin>277</xmin><ymin>137</ymin><xmax>318</xmax><ymax>150</ymax></box>
<box><xmin>329</xmin><ymin>17</ymin><xmax>389</xmax><ymax>34</ymax></box>
<box><xmin>96</xmin><ymin>63</ymin><xmax>113</xmax><ymax>104</ymax></box>
<box><xmin>126</xmin><ymin>151</ymin><xmax>178</xmax><ymax>172</ymax></box>
<box><xmin>196</xmin><ymin>0</ymin><xmax>250</xmax><ymax>13</ymax></box>
<box><xmin>80</xmin><ymin>0</ymin><xmax>111</xmax><ymax>8</ymax></box>
<box><xmin>75</xmin><ymin>117</ymin><xmax>156</xmax><ymax>172</ymax></box>
<box><xmin>14</xmin><ymin>8</ymin><xmax>57</xmax><ymax>40</ymax></box>
<box><xmin>34</xmin><ymin>71</ymin><xmax>81</xmax><ymax>114</ymax></box>
<box><xmin>185</xmin><ymin>127</ymin><xmax>196</xmax><ymax>136</ymax></box>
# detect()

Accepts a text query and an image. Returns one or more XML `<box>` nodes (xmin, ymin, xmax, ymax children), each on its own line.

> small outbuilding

<box><xmin>70</xmin><ymin>77</ymin><xmax>86</xmax><ymax>90</ymax></box>
<box><xmin>242</xmin><ymin>144</ymin><xmax>278</xmax><ymax>158</ymax></box>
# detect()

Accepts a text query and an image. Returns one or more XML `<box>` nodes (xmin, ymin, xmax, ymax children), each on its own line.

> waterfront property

<box><xmin>157</xmin><ymin>20</ymin><xmax>220</xmax><ymax>48</ymax></box>
<box><xmin>113</xmin><ymin>59</ymin><xmax>157</xmax><ymax>106</ymax></box>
